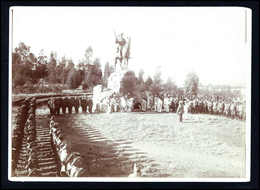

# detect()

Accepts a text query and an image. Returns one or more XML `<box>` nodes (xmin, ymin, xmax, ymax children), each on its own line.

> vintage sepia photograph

<box><xmin>9</xmin><ymin>6</ymin><xmax>251</xmax><ymax>181</ymax></box>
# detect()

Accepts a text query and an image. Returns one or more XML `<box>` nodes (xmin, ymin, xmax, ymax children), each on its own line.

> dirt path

<box><xmin>53</xmin><ymin>112</ymin><xmax>246</xmax><ymax>178</ymax></box>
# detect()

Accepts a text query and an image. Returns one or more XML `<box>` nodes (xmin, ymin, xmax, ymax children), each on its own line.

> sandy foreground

<box><xmin>32</xmin><ymin>106</ymin><xmax>246</xmax><ymax>178</ymax></box>
<box><xmin>9</xmin><ymin>105</ymin><xmax>246</xmax><ymax>178</ymax></box>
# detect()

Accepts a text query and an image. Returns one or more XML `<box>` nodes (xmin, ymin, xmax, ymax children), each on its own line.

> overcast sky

<box><xmin>11</xmin><ymin>7</ymin><xmax>251</xmax><ymax>87</ymax></box>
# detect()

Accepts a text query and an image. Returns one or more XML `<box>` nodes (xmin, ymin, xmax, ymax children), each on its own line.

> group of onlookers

<box><xmin>47</xmin><ymin>94</ymin><xmax>246</xmax><ymax>121</ymax></box>
<box><xmin>152</xmin><ymin>94</ymin><xmax>246</xmax><ymax>120</ymax></box>
<box><xmin>182</xmin><ymin>96</ymin><xmax>246</xmax><ymax>120</ymax></box>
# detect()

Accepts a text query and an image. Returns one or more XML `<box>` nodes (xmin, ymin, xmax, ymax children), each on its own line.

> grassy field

<box><xmin>44</xmin><ymin>109</ymin><xmax>246</xmax><ymax>178</ymax></box>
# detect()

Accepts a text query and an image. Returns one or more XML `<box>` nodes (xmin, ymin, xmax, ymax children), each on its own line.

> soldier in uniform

<box><xmin>119</xmin><ymin>95</ymin><xmax>127</xmax><ymax>112</ymax></box>
<box><xmin>67</xmin><ymin>97</ymin><xmax>73</xmax><ymax>114</ymax></box>
<box><xmin>163</xmin><ymin>94</ymin><xmax>171</xmax><ymax>113</ymax></box>
<box><xmin>242</xmin><ymin>101</ymin><xmax>246</xmax><ymax>120</ymax></box>
<box><xmin>194</xmin><ymin>99</ymin><xmax>199</xmax><ymax>114</ymax></box>
<box><xmin>175</xmin><ymin>98</ymin><xmax>179</xmax><ymax>113</ymax></box>
<box><xmin>157</xmin><ymin>95</ymin><xmax>163</xmax><ymax>113</ymax></box>
<box><xmin>115</xmin><ymin>96</ymin><xmax>121</xmax><ymax>112</ymax></box>
<box><xmin>213</xmin><ymin>101</ymin><xmax>218</xmax><ymax>115</ymax></box>
<box><xmin>176</xmin><ymin>101</ymin><xmax>184</xmax><ymax>122</ymax></box>
<box><xmin>189</xmin><ymin>101</ymin><xmax>194</xmax><ymax>113</ymax></box>
<box><xmin>208</xmin><ymin>100</ymin><xmax>213</xmax><ymax>114</ymax></box>
<box><xmin>86</xmin><ymin>97</ymin><xmax>93</xmax><ymax>113</ymax></box>
<box><xmin>73</xmin><ymin>96</ymin><xmax>80</xmax><ymax>114</ymax></box>
<box><xmin>224</xmin><ymin>101</ymin><xmax>230</xmax><ymax>117</ymax></box>
<box><xmin>203</xmin><ymin>99</ymin><xmax>208</xmax><ymax>114</ymax></box>
<box><xmin>63</xmin><ymin>97</ymin><xmax>69</xmax><ymax>114</ymax></box>
<box><xmin>237</xmin><ymin>102</ymin><xmax>243</xmax><ymax>120</ymax></box>
<box><xmin>169</xmin><ymin>97</ymin><xmax>175</xmax><ymax>112</ymax></box>
<box><xmin>61</xmin><ymin>97</ymin><xmax>67</xmax><ymax>114</ymax></box>
<box><xmin>81</xmin><ymin>96</ymin><xmax>87</xmax><ymax>113</ymax></box>
<box><xmin>199</xmin><ymin>99</ymin><xmax>204</xmax><ymax>113</ymax></box>
<box><xmin>110</xmin><ymin>94</ymin><xmax>117</xmax><ymax>113</ymax></box>
<box><xmin>230</xmin><ymin>101</ymin><xmax>236</xmax><ymax>119</ymax></box>
<box><xmin>54</xmin><ymin>97</ymin><xmax>61</xmax><ymax>115</ymax></box>
<box><xmin>218</xmin><ymin>100</ymin><xmax>225</xmax><ymax>116</ymax></box>
<box><xmin>154</xmin><ymin>95</ymin><xmax>158</xmax><ymax>112</ymax></box>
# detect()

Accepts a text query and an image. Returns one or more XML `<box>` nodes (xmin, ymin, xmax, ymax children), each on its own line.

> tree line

<box><xmin>12</xmin><ymin>42</ymin><xmax>239</xmax><ymax>99</ymax></box>
<box><xmin>120</xmin><ymin>69</ymin><xmax>194</xmax><ymax>100</ymax></box>
<box><xmin>11</xmin><ymin>42</ymin><xmax>204</xmax><ymax>97</ymax></box>
<box><xmin>12</xmin><ymin>42</ymin><xmax>104</xmax><ymax>93</ymax></box>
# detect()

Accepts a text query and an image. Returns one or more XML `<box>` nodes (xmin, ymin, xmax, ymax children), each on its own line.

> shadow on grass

<box><xmin>54</xmin><ymin>114</ymin><xmax>157</xmax><ymax>177</ymax></box>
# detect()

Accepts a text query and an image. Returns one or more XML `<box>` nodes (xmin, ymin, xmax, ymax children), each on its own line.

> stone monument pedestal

<box><xmin>107</xmin><ymin>68</ymin><xmax>128</xmax><ymax>93</ymax></box>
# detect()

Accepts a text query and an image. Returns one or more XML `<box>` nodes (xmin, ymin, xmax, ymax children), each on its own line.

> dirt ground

<box><xmin>38</xmin><ymin>107</ymin><xmax>246</xmax><ymax>178</ymax></box>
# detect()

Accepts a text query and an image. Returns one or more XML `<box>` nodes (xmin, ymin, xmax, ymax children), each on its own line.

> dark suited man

<box><xmin>81</xmin><ymin>96</ymin><xmax>87</xmax><ymax>113</ymax></box>
<box><xmin>73</xmin><ymin>96</ymin><xmax>80</xmax><ymax>113</ymax></box>
<box><xmin>54</xmin><ymin>97</ymin><xmax>61</xmax><ymax>115</ymax></box>
<box><xmin>86</xmin><ymin>97</ymin><xmax>93</xmax><ymax>113</ymax></box>
<box><xmin>67</xmin><ymin>97</ymin><xmax>73</xmax><ymax>114</ymax></box>
<box><xmin>61</xmin><ymin>97</ymin><xmax>67</xmax><ymax>114</ymax></box>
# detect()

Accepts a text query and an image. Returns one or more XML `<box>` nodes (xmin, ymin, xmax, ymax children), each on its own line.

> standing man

<box><xmin>74</xmin><ymin>96</ymin><xmax>80</xmax><ymax>114</ymax></box>
<box><xmin>61</xmin><ymin>97</ymin><xmax>66</xmax><ymax>114</ymax></box>
<box><xmin>120</xmin><ymin>95</ymin><xmax>127</xmax><ymax>112</ymax></box>
<box><xmin>47</xmin><ymin>98</ymin><xmax>55</xmax><ymax>115</ymax></box>
<box><xmin>164</xmin><ymin>94</ymin><xmax>170</xmax><ymax>113</ymax></box>
<box><xmin>81</xmin><ymin>96</ymin><xmax>87</xmax><ymax>113</ymax></box>
<box><xmin>86</xmin><ymin>97</ymin><xmax>93</xmax><ymax>113</ymax></box>
<box><xmin>176</xmin><ymin>101</ymin><xmax>184</xmax><ymax>122</ymax></box>
<box><xmin>154</xmin><ymin>95</ymin><xmax>158</xmax><ymax>112</ymax></box>
<box><xmin>67</xmin><ymin>97</ymin><xmax>73</xmax><ymax>114</ymax></box>
<box><xmin>157</xmin><ymin>96</ymin><xmax>163</xmax><ymax>113</ymax></box>
<box><xmin>54</xmin><ymin>97</ymin><xmax>61</xmax><ymax>115</ymax></box>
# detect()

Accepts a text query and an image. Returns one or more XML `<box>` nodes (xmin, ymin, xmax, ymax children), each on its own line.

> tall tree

<box><xmin>137</xmin><ymin>69</ymin><xmax>144</xmax><ymax>85</ymax></box>
<box><xmin>137</xmin><ymin>69</ymin><xmax>146</xmax><ymax>97</ymax></box>
<box><xmin>65</xmin><ymin>60</ymin><xmax>75</xmax><ymax>87</ymax></box>
<box><xmin>56</xmin><ymin>57</ymin><xmax>67</xmax><ymax>84</ymax></box>
<box><xmin>12</xmin><ymin>42</ymin><xmax>36</xmax><ymax>87</ymax></box>
<box><xmin>47</xmin><ymin>52</ymin><xmax>57</xmax><ymax>84</ymax></box>
<box><xmin>151</xmin><ymin>70</ymin><xmax>162</xmax><ymax>96</ymax></box>
<box><xmin>163</xmin><ymin>77</ymin><xmax>177</xmax><ymax>95</ymax></box>
<box><xmin>91</xmin><ymin>58</ymin><xmax>102</xmax><ymax>86</ymax></box>
<box><xmin>82</xmin><ymin>58</ymin><xmax>102</xmax><ymax>89</ymax></box>
<box><xmin>184</xmin><ymin>72</ymin><xmax>199</xmax><ymax>97</ymax></box>
<box><xmin>144</xmin><ymin>76</ymin><xmax>153</xmax><ymax>91</ymax></box>
<box><xmin>120</xmin><ymin>71</ymin><xmax>138</xmax><ymax>96</ymax></box>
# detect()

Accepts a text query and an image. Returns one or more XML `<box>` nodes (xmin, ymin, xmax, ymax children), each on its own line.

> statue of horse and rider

<box><xmin>114</xmin><ymin>32</ymin><xmax>131</xmax><ymax>71</ymax></box>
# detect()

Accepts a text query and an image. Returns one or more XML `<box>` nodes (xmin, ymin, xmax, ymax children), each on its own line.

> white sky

<box><xmin>11</xmin><ymin>7</ymin><xmax>251</xmax><ymax>87</ymax></box>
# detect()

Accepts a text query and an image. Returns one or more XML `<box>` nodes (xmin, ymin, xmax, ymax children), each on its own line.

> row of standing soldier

<box><xmin>48</xmin><ymin>96</ymin><xmax>93</xmax><ymax>115</ymax></box>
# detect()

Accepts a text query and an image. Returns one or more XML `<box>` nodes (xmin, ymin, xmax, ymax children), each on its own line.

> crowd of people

<box><xmin>47</xmin><ymin>93</ymin><xmax>246</xmax><ymax>121</ymax></box>
<box><xmin>157</xmin><ymin>94</ymin><xmax>246</xmax><ymax>121</ymax></box>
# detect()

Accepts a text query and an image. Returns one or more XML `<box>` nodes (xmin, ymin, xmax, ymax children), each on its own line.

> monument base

<box><xmin>92</xmin><ymin>67</ymin><xmax>128</xmax><ymax>112</ymax></box>
<box><xmin>107</xmin><ymin>68</ymin><xmax>128</xmax><ymax>93</ymax></box>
